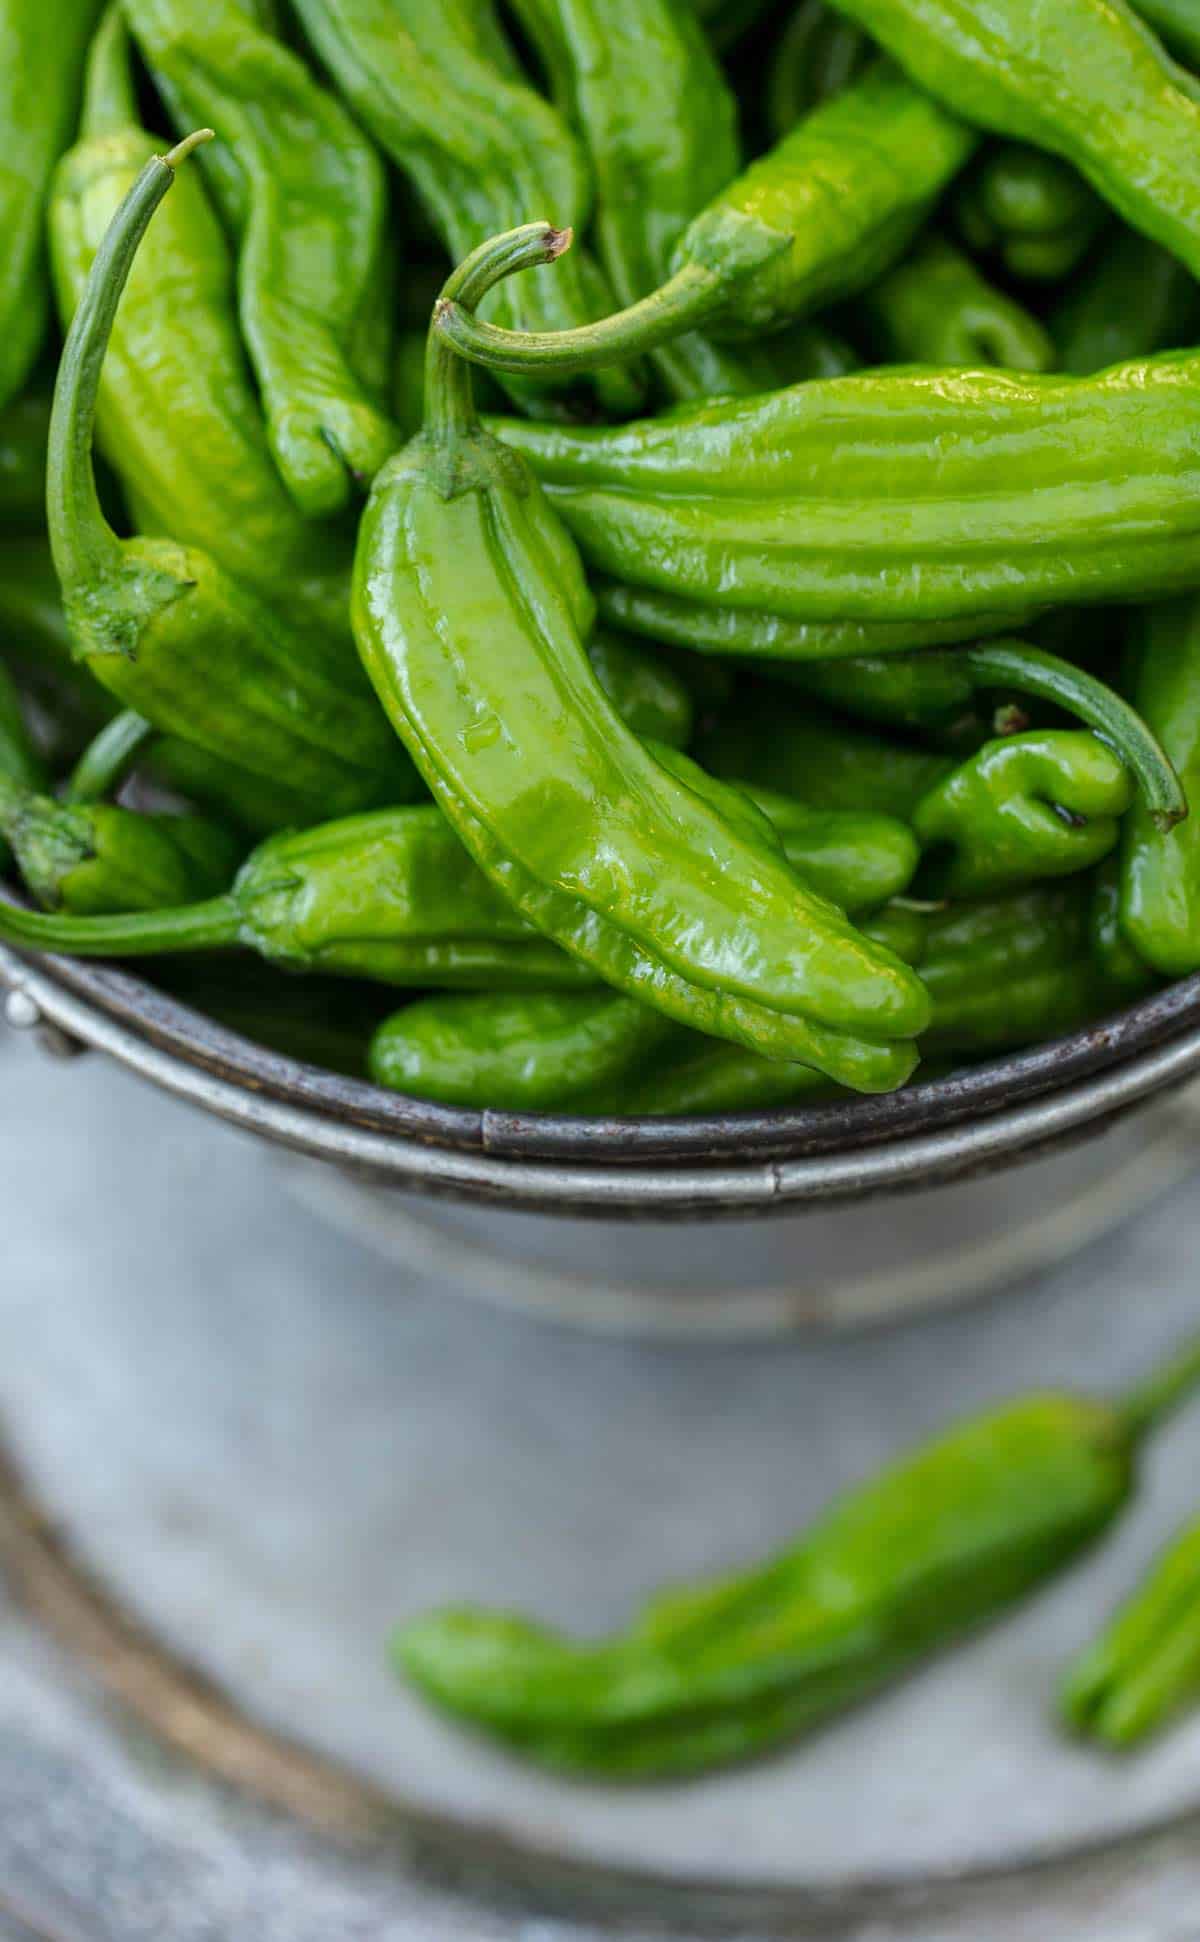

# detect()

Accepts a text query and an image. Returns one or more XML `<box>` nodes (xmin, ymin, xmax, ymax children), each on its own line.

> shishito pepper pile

<box><xmin>6</xmin><ymin>0</ymin><xmax>1200</xmax><ymax>1106</ymax></box>
<box><xmin>9</xmin><ymin>0</ymin><xmax>1200</xmax><ymax>1781</ymax></box>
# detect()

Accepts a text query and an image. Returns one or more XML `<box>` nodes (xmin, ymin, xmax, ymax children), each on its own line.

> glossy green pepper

<box><xmin>701</xmin><ymin>691</ymin><xmax>952</xmax><ymax>820</ymax></box>
<box><xmin>954</xmin><ymin>143</ymin><xmax>1107</xmax><ymax>283</ymax></box>
<box><xmin>1062</xmin><ymin>1514</ymin><xmax>1200</xmax><ymax>1748</ymax></box>
<box><xmin>0</xmin><ymin>382</ymin><xmax>52</xmax><ymax>531</ymax></box>
<box><xmin>913</xmin><ymin>731</ymin><xmax>1136</xmax><ymax>897</ymax></box>
<box><xmin>0</xmin><ymin>0</ymin><xmax>103</xmax><ymax>409</ymax></box>
<box><xmin>478</xmin><ymin>346</ymin><xmax>1200</xmax><ymax>628</ymax></box>
<box><xmin>1089</xmin><ymin>855</ymin><xmax>1157</xmax><ymax>995</ymax></box>
<box><xmin>286</xmin><ymin>0</ymin><xmax>641</xmax><ymax>422</ymax></box>
<box><xmin>505</xmin><ymin>0</ymin><xmax>767</xmax><ymax>404</ymax></box>
<box><xmin>50</xmin><ymin>9</ymin><xmax>354</xmax><ymax>642</ymax></box>
<box><xmin>1120</xmin><ymin>597</ymin><xmax>1200</xmax><ymax>977</ymax></box>
<box><xmin>352</xmin><ymin>225</ymin><xmax>930</xmax><ymax>1092</ymax></box>
<box><xmin>1053</xmin><ymin>228</ymin><xmax>1200</xmax><ymax>377</ymax></box>
<box><xmin>394</xmin><ymin>1330</ymin><xmax>1200</xmax><ymax>1777</ymax></box>
<box><xmin>123</xmin><ymin>0</ymin><xmax>397</xmax><ymax>516</ymax></box>
<box><xmin>594</xmin><ymin>581</ymin><xmax>1029</xmax><ymax>666</ymax></box>
<box><xmin>47</xmin><ymin>139</ymin><xmax>417</xmax><ymax>824</ymax></box>
<box><xmin>583</xmin><ymin>631</ymin><xmax>693</xmax><ymax>749</ymax></box>
<box><xmin>857</xmin><ymin>235</ymin><xmax>1055</xmax><ymax>372</ymax></box>
<box><xmin>767</xmin><ymin>0</ymin><xmax>871</xmax><ymax>140</ymax></box>
<box><xmin>436</xmin><ymin>61</ymin><xmax>978</xmax><ymax>370</ymax></box>
<box><xmin>821</xmin><ymin>0</ymin><xmax>1200</xmax><ymax>277</ymax></box>
<box><xmin>758</xmin><ymin>651</ymin><xmax>981</xmax><ymax>739</ymax></box>
<box><xmin>0</xmin><ymin>805</ymin><xmax>601</xmax><ymax>989</ymax></box>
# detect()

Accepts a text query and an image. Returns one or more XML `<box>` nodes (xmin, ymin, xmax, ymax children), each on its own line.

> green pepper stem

<box><xmin>963</xmin><ymin>640</ymin><xmax>1187</xmax><ymax>831</ymax></box>
<box><xmin>64</xmin><ymin>710</ymin><xmax>156</xmax><ymax>804</ymax></box>
<box><xmin>46</xmin><ymin>129</ymin><xmax>213</xmax><ymax>594</ymax></box>
<box><xmin>433</xmin><ymin>258</ymin><xmax>726</xmax><ymax>378</ymax></box>
<box><xmin>425</xmin><ymin>224</ymin><xmax>574</xmax><ymax>444</ymax></box>
<box><xmin>0</xmin><ymin>889</ymin><xmax>240</xmax><ymax>957</ymax></box>
<box><xmin>1122</xmin><ymin>1331</ymin><xmax>1200</xmax><ymax>1440</ymax></box>
<box><xmin>81</xmin><ymin>5</ymin><xmax>139</xmax><ymax>137</ymax></box>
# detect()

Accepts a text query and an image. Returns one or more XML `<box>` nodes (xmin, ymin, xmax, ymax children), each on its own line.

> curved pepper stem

<box><xmin>1121</xmin><ymin>1331</ymin><xmax>1200</xmax><ymax>1442</ymax></box>
<box><xmin>962</xmin><ymin>640</ymin><xmax>1187</xmax><ymax>831</ymax></box>
<box><xmin>64</xmin><ymin>709</ymin><xmax>157</xmax><ymax>804</ymax></box>
<box><xmin>0</xmin><ymin>889</ymin><xmax>240</xmax><ymax>957</ymax></box>
<box><xmin>425</xmin><ymin>224</ymin><xmax>575</xmax><ymax>443</ymax></box>
<box><xmin>434</xmin><ymin>258</ymin><xmax>726</xmax><ymax>379</ymax></box>
<box><xmin>46</xmin><ymin>128</ymin><xmax>213</xmax><ymax>595</ymax></box>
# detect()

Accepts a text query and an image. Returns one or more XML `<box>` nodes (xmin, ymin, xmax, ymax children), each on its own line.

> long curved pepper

<box><xmin>45</xmin><ymin>134</ymin><xmax>417</xmax><ymax>823</ymax></box>
<box><xmin>354</xmin><ymin>224</ymin><xmax>931</xmax><ymax>1092</ymax></box>
<box><xmin>431</xmin><ymin>63</ymin><xmax>977</xmax><ymax>379</ymax></box>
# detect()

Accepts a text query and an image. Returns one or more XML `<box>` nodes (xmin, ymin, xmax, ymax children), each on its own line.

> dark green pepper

<box><xmin>954</xmin><ymin>143</ymin><xmax>1107</xmax><ymax>283</ymax></box>
<box><xmin>1062</xmin><ymin>1515</ymin><xmax>1200</xmax><ymax>1748</ymax></box>
<box><xmin>47</xmin><ymin>139</ymin><xmax>417</xmax><ymax>825</ymax></box>
<box><xmin>1120</xmin><ymin>596</ymin><xmax>1200</xmax><ymax>977</ymax></box>
<box><xmin>479</xmin><ymin>346</ymin><xmax>1200</xmax><ymax>628</ymax></box>
<box><xmin>822</xmin><ymin>0</ymin><xmax>1200</xmax><ymax>278</ymax></box>
<box><xmin>856</xmin><ymin>235</ymin><xmax>1055</xmax><ymax>372</ymax></box>
<box><xmin>767</xmin><ymin>0</ymin><xmax>872</xmax><ymax>140</ymax></box>
<box><xmin>0</xmin><ymin>383</ymin><xmax>52</xmax><ymax>531</ymax></box>
<box><xmin>122</xmin><ymin>0</ymin><xmax>398</xmax><ymax>516</ymax></box>
<box><xmin>0</xmin><ymin>0</ymin><xmax>103</xmax><ymax>408</ymax></box>
<box><xmin>700</xmin><ymin>691</ymin><xmax>954</xmax><ymax>820</ymax></box>
<box><xmin>913</xmin><ymin>731</ymin><xmax>1136</xmax><ymax>897</ymax></box>
<box><xmin>286</xmin><ymin>0</ymin><xmax>642</xmax><ymax>422</ymax></box>
<box><xmin>435</xmin><ymin>61</ymin><xmax>978</xmax><ymax>368</ymax></box>
<box><xmin>582</xmin><ymin>632</ymin><xmax>693</xmax><ymax>749</ymax></box>
<box><xmin>394</xmin><ymin>1330</ymin><xmax>1200</xmax><ymax>1777</ymax></box>
<box><xmin>50</xmin><ymin>9</ymin><xmax>354</xmax><ymax>643</ymax></box>
<box><xmin>1052</xmin><ymin>227</ymin><xmax>1200</xmax><ymax>376</ymax></box>
<box><xmin>0</xmin><ymin>662</ymin><xmax>46</xmax><ymax>797</ymax></box>
<box><xmin>1134</xmin><ymin>0</ymin><xmax>1200</xmax><ymax>68</ymax></box>
<box><xmin>151</xmin><ymin>959</ymin><xmax>392</xmax><ymax>1078</ymax></box>
<box><xmin>1089</xmin><ymin>855</ymin><xmax>1157</xmax><ymax>995</ymax></box>
<box><xmin>353</xmin><ymin>225</ymin><xmax>930</xmax><ymax>1093</ymax></box>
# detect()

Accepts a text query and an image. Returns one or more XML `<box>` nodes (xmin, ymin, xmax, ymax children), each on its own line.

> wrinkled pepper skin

<box><xmin>0</xmin><ymin>805</ymin><xmax>601</xmax><ymax>988</ymax></box>
<box><xmin>594</xmin><ymin>579</ymin><xmax>1028</xmax><ymax>665</ymax></box>
<box><xmin>50</xmin><ymin>9</ymin><xmax>353</xmax><ymax>642</ymax></box>
<box><xmin>0</xmin><ymin>0</ymin><xmax>103</xmax><ymax>409</ymax></box>
<box><xmin>858</xmin><ymin>235</ymin><xmax>1055</xmax><ymax>372</ymax></box>
<box><xmin>353</xmin><ymin>227</ymin><xmax>929</xmax><ymax>1092</ymax></box>
<box><xmin>47</xmin><ymin>141</ymin><xmax>417</xmax><ymax>825</ymax></box>
<box><xmin>759</xmin><ymin>651</ymin><xmax>979</xmax><ymax>738</ymax></box>
<box><xmin>1052</xmin><ymin>226</ymin><xmax>1200</xmax><ymax>375</ymax></box>
<box><xmin>1062</xmin><ymin>1515</ymin><xmax>1200</xmax><ymax>1748</ymax></box>
<box><xmin>955</xmin><ymin>143</ymin><xmax>1107</xmax><ymax>283</ymax></box>
<box><xmin>488</xmin><ymin>350</ymin><xmax>1200</xmax><ymax>626</ymax></box>
<box><xmin>507</xmin><ymin>0</ymin><xmax>758</xmax><ymax>403</ymax></box>
<box><xmin>438</xmin><ymin>62</ymin><xmax>978</xmax><ymax>371</ymax></box>
<box><xmin>287</xmin><ymin>0</ymin><xmax>641</xmax><ymax>421</ymax></box>
<box><xmin>0</xmin><ymin>383</ymin><xmax>52</xmax><ymax>531</ymax></box>
<box><xmin>1121</xmin><ymin>597</ymin><xmax>1200</xmax><ymax>977</ymax></box>
<box><xmin>700</xmin><ymin>691</ymin><xmax>951</xmax><ymax>821</ymax></box>
<box><xmin>123</xmin><ymin>0</ymin><xmax>397</xmax><ymax>516</ymax></box>
<box><xmin>395</xmin><ymin>1335</ymin><xmax>1200</xmax><ymax>1776</ymax></box>
<box><xmin>368</xmin><ymin>906</ymin><xmax>924</xmax><ymax>1113</ymax></box>
<box><xmin>0</xmin><ymin>784</ymin><xmax>241</xmax><ymax>914</ymax></box>
<box><xmin>913</xmin><ymin>730</ymin><xmax>1135</xmax><ymax>898</ymax></box>
<box><xmin>822</xmin><ymin>0</ymin><xmax>1200</xmax><ymax>279</ymax></box>
<box><xmin>1089</xmin><ymin>855</ymin><xmax>1157</xmax><ymax>995</ymax></box>
<box><xmin>918</xmin><ymin>884</ymin><xmax>1120</xmax><ymax>1056</ymax></box>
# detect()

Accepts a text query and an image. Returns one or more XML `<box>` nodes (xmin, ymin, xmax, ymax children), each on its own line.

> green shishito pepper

<box><xmin>1120</xmin><ymin>596</ymin><xmax>1200</xmax><ymax>977</ymax></box>
<box><xmin>1062</xmin><ymin>1515</ymin><xmax>1200</xmax><ymax>1749</ymax></box>
<box><xmin>1052</xmin><ymin>226</ymin><xmax>1200</xmax><ymax>376</ymax></box>
<box><xmin>857</xmin><ymin>235</ymin><xmax>1055</xmax><ymax>373</ymax></box>
<box><xmin>393</xmin><ymin>1331</ymin><xmax>1200</xmax><ymax>1778</ymax></box>
<box><xmin>432</xmin><ymin>60</ymin><xmax>977</xmax><ymax>368</ymax></box>
<box><xmin>46</xmin><ymin>138</ymin><xmax>417</xmax><ymax>826</ymax></box>
<box><xmin>954</xmin><ymin>143</ymin><xmax>1107</xmax><ymax>283</ymax></box>
<box><xmin>50</xmin><ymin>9</ymin><xmax>353</xmax><ymax>644</ymax></box>
<box><xmin>819</xmin><ymin>0</ymin><xmax>1200</xmax><ymax>278</ymax></box>
<box><xmin>506</xmin><ymin>0</ymin><xmax>767</xmax><ymax>404</ymax></box>
<box><xmin>353</xmin><ymin>225</ymin><xmax>931</xmax><ymax>1093</ymax></box>
<box><xmin>122</xmin><ymin>0</ymin><xmax>397</xmax><ymax>517</ymax></box>
<box><xmin>286</xmin><ymin>0</ymin><xmax>641</xmax><ymax>422</ymax></box>
<box><xmin>0</xmin><ymin>0</ymin><xmax>102</xmax><ymax>410</ymax></box>
<box><xmin>767</xmin><ymin>0</ymin><xmax>872</xmax><ymax>140</ymax></box>
<box><xmin>463</xmin><ymin>345</ymin><xmax>1200</xmax><ymax>628</ymax></box>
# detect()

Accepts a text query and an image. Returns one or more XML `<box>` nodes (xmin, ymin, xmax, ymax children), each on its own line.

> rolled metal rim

<box><xmin>5</xmin><ymin>935</ymin><xmax>1200</xmax><ymax>1213</ymax></box>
